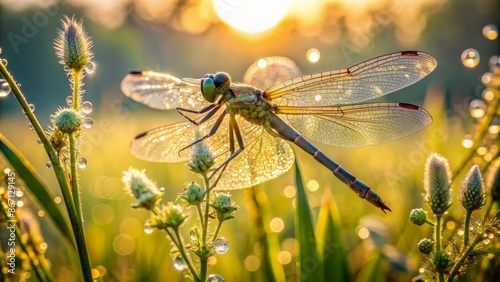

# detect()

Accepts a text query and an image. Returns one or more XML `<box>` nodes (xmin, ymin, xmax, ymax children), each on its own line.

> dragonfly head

<box><xmin>201</xmin><ymin>72</ymin><xmax>231</xmax><ymax>102</ymax></box>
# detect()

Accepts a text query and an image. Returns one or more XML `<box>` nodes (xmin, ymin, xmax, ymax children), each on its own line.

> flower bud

<box><xmin>162</xmin><ymin>202</ymin><xmax>187</xmax><ymax>228</ymax></box>
<box><xmin>433</xmin><ymin>250</ymin><xmax>450</xmax><ymax>271</ymax></box>
<box><xmin>179</xmin><ymin>182</ymin><xmax>205</xmax><ymax>205</ymax></box>
<box><xmin>210</xmin><ymin>192</ymin><xmax>238</xmax><ymax>222</ymax></box>
<box><xmin>187</xmin><ymin>130</ymin><xmax>214</xmax><ymax>174</ymax></box>
<box><xmin>459</xmin><ymin>165</ymin><xmax>486</xmax><ymax>211</ymax></box>
<box><xmin>54</xmin><ymin>16</ymin><xmax>93</xmax><ymax>69</ymax></box>
<box><xmin>122</xmin><ymin>167</ymin><xmax>163</xmax><ymax>210</ymax></box>
<box><xmin>410</xmin><ymin>208</ymin><xmax>428</xmax><ymax>226</ymax></box>
<box><xmin>424</xmin><ymin>153</ymin><xmax>452</xmax><ymax>215</ymax></box>
<box><xmin>417</xmin><ymin>238</ymin><xmax>434</xmax><ymax>254</ymax></box>
<box><xmin>55</xmin><ymin>108</ymin><xmax>82</xmax><ymax>134</ymax></box>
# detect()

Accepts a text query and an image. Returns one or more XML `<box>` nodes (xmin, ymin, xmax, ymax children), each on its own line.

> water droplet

<box><xmin>28</xmin><ymin>123</ymin><xmax>34</xmax><ymax>130</ymax></box>
<box><xmin>483</xmin><ymin>239</ymin><xmax>491</xmax><ymax>245</ymax></box>
<box><xmin>78</xmin><ymin>157</ymin><xmax>87</xmax><ymax>169</ymax></box>
<box><xmin>144</xmin><ymin>223</ymin><xmax>153</xmax><ymax>234</ymax></box>
<box><xmin>0</xmin><ymin>80</ymin><xmax>11</xmax><ymax>97</ymax></box>
<box><xmin>214</xmin><ymin>237</ymin><xmax>230</xmax><ymax>254</ymax></box>
<box><xmin>0</xmin><ymin>58</ymin><xmax>8</xmax><ymax>66</ymax></box>
<box><xmin>489</xmin><ymin>55</ymin><xmax>500</xmax><ymax>71</ymax></box>
<box><xmin>173</xmin><ymin>256</ymin><xmax>186</xmax><ymax>270</ymax></box>
<box><xmin>66</xmin><ymin>95</ymin><xmax>73</xmax><ymax>106</ymax></box>
<box><xmin>83</xmin><ymin>117</ymin><xmax>93</xmax><ymax>128</ymax></box>
<box><xmin>483</xmin><ymin>24</ymin><xmax>499</xmax><ymax>40</ymax></box>
<box><xmin>469</xmin><ymin>99</ymin><xmax>487</xmax><ymax>118</ymax></box>
<box><xmin>28</xmin><ymin>104</ymin><xmax>35</xmax><ymax>112</ymax></box>
<box><xmin>189</xmin><ymin>229</ymin><xmax>197</xmax><ymax>241</ymax></box>
<box><xmin>81</xmin><ymin>101</ymin><xmax>93</xmax><ymax>114</ymax></box>
<box><xmin>461</xmin><ymin>48</ymin><xmax>480</xmax><ymax>68</ymax></box>
<box><xmin>37</xmin><ymin>139</ymin><xmax>43</xmax><ymax>145</ymax></box>
<box><xmin>487</xmin><ymin>232</ymin><xmax>494</xmax><ymax>239</ymax></box>
<box><xmin>158</xmin><ymin>187</ymin><xmax>165</xmax><ymax>193</ymax></box>
<box><xmin>85</xmin><ymin>61</ymin><xmax>96</xmax><ymax>74</ymax></box>
<box><xmin>207</xmin><ymin>274</ymin><xmax>224</xmax><ymax>282</ymax></box>
<box><xmin>457</xmin><ymin>228</ymin><xmax>464</xmax><ymax>236</ymax></box>
<box><xmin>50</xmin><ymin>114</ymin><xmax>57</xmax><ymax>123</ymax></box>
<box><xmin>482</xmin><ymin>88</ymin><xmax>495</xmax><ymax>102</ymax></box>
<box><xmin>46</xmin><ymin>162</ymin><xmax>52</xmax><ymax>168</ymax></box>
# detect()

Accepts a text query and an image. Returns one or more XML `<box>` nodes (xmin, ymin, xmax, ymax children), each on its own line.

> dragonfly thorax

<box><xmin>226</xmin><ymin>84</ymin><xmax>272</xmax><ymax>126</ymax></box>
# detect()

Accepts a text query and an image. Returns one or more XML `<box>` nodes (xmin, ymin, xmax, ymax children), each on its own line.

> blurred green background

<box><xmin>0</xmin><ymin>0</ymin><xmax>499</xmax><ymax>281</ymax></box>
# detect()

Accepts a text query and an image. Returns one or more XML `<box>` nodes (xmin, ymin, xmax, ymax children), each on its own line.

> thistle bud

<box><xmin>417</xmin><ymin>238</ymin><xmax>434</xmax><ymax>254</ymax></box>
<box><xmin>55</xmin><ymin>108</ymin><xmax>82</xmax><ymax>134</ymax></box>
<box><xmin>187</xmin><ymin>130</ymin><xmax>215</xmax><ymax>174</ymax></box>
<box><xmin>122</xmin><ymin>167</ymin><xmax>163</xmax><ymax>210</ymax></box>
<box><xmin>162</xmin><ymin>202</ymin><xmax>187</xmax><ymax>228</ymax></box>
<box><xmin>486</xmin><ymin>162</ymin><xmax>500</xmax><ymax>202</ymax></box>
<box><xmin>210</xmin><ymin>192</ymin><xmax>238</xmax><ymax>222</ymax></box>
<box><xmin>410</xmin><ymin>208</ymin><xmax>428</xmax><ymax>226</ymax></box>
<box><xmin>459</xmin><ymin>165</ymin><xmax>486</xmax><ymax>211</ymax></box>
<box><xmin>54</xmin><ymin>16</ymin><xmax>93</xmax><ymax>69</ymax></box>
<box><xmin>424</xmin><ymin>153</ymin><xmax>452</xmax><ymax>215</ymax></box>
<box><xmin>179</xmin><ymin>182</ymin><xmax>205</xmax><ymax>205</ymax></box>
<box><xmin>433</xmin><ymin>250</ymin><xmax>450</xmax><ymax>271</ymax></box>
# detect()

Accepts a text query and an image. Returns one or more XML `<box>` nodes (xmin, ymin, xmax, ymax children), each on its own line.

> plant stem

<box><xmin>463</xmin><ymin>210</ymin><xmax>473</xmax><ymax>249</ymax></box>
<box><xmin>200</xmin><ymin>174</ymin><xmax>211</xmax><ymax>282</ymax></box>
<box><xmin>453</xmin><ymin>94</ymin><xmax>500</xmax><ymax>181</ymax></box>
<box><xmin>172</xmin><ymin>228</ymin><xmax>200</xmax><ymax>282</ymax></box>
<box><xmin>72</xmin><ymin>69</ymin><xmax>82</xmax><ymax>111</ymax></box>
<box><xmin>0</xmin><ymin>63</ymin><xmax>93</xmax><ymax>282</ymax></box>
<box><xmin>447</xmin><ymin>234</ymin><xmax>483</xmax><ymax>282</ymax></box>
<box><xmin>196</xmin><ymin>203</ymin><xmax>204</xmax><ymax>228</ymax></box>
<box><xmin>435</xmin><ymin>215</ymin><xmax>445</xmax><ymax>282</ymax></box>
<box><xmin>211</xmin><ymin>220</ymin><xmax>223</xmax><ymax>242</ymax></box>
<box><xmin>69</xmin><ymin>133</ymin><xmax>82</xmax><ymax>219</ymax></box>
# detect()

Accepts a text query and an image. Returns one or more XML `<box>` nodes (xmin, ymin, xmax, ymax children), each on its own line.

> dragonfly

<box><xmin>121</xmin><ymin>51</ymin><xmax>437</xmax><ymax>212</ymax></box>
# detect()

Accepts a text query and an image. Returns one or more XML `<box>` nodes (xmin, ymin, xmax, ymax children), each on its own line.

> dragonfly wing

<box><xmin>276</xmin><ymin>102</ymin><xmax>432</xmax><ymax>148</ymax></box>
<box><xmin>265</xmin><ymin>51</ymin><xmax>437</xmax><ymax>107</ymax></box>
<box><xmin>212</xmin><ymin>115</ymin><xmax>295</xmax><ymax>190</ymax></box>
<box><xmin>131</xmin><ymin>114</ymin><xmax>295</xmax><ymax>190</ymax></box>
<box><xmin>121</xmin><ymin>71</ymin><xmax>209</xmax><ymax>110</ymax></box>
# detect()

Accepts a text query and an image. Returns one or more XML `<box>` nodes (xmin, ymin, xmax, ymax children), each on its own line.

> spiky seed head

<box><xmin>433</xmin><ymin>250</ymin><xmax>450</xmax><ymax>271</ymax></box>
<box><xmin>179</xmin><ymin>182</ymin><xmax>205</xmax><ymax>205</ymax></box>
<box><xmin>210</xmin><ymin>192</ymin><xmax>238</xmax><ymax>222</ymax></box>
<box><xmin>459</xmin><ymin>165</ymin><xmax>486</xmax><ymax>211</ymax></box>
<box><xmin>162</xmin><ymin>202</ymin><xmax>187</xmax><ymax>228</ymax></box>
<box><xmin>187</xmin><ymin>132</ymin><xmax>215</xmax><ymax>174</ymax></box>
<box><xmin>55</xmin><ymin>108</ymin><xmax>82</xmax><ymax>134</ymax></box>
<box><xmin>417</xmin><ymin>238</ymin><xmax>434</xmax><ymax>254</ymax></box>
<box><xmin>54</xmin><ymin>15</ymin><xmax>93</xmax><ymax>69</ymax></box>
<box><xmin>410</xmin><ymin>208</ymin><xmax>428</xmax><ymax>226</ymax></box>
<box><xmin>424</xmin><ymin>153</ymin><xmax>452</xmax><ymax>215</ymax></box>
<box><xmin>486</xmin><ymin>162</ymin><xmax>500</xmax><ymax>202</ymax></box>
<box><xmin>122</xmin><ymin>167</ymin><xmax>163</xmax><ymax>210</ymax></box>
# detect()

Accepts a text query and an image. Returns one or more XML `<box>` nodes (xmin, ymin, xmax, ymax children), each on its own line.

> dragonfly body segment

<box><xmin>121</xmin><ymin>51</ymin><xmax>437</xmax><ymax>212</ymax></box>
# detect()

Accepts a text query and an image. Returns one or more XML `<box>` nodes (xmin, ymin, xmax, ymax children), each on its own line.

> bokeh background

<box><xmin>0</xmin><ymin>0</ymin><xmax>499</xmax><ymax>281</ymax></box>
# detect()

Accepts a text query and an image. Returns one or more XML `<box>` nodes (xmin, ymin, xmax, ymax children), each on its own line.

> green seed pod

<box><xmin>55</xmin><ymin>108</ymin><xmax>82</xmax><ymax>134</ymax></box>
<box><xmin>459</xmin><ymin>165</ymin><xmax>486</xmax><ymax>211</ymax></box>
<box><xmin>417</xmin><ymin>238</ymin><xmax>434</xmax><ymax>254</ymax></box>
<box><xmin>410</xmin><ymin>208</ymin><xmax>428</xmax><ymax>226</ymax></box>
<box><xmin>424</xmin><ymin>153</ymin><xmax>452</xmax><ymax>215</ymax></box>
<box><xmin>433</xmin><ymin>250</ymin><xmax>450</xmax><ymax>271</ymax></box>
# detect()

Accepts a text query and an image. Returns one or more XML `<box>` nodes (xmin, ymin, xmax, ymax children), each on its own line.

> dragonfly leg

<box><xmin>178</xmin><ymin>111</ymin><xmax>227</xmax><ymax>155</ymax></box>
<box><xmin>208</xmin><ymin>114</ymin><xmax>244</xmax><ymax>188</ymax></box>
<box><xmin>176</xmin><ymin>100</ymin><xmax>222</xmax><ymax>125</ymax></box>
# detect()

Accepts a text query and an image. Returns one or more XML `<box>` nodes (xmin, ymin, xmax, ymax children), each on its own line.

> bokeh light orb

<box><xmin>461</xmin><ymin>48</ymin><xmax>480</xmax><ymax>68</ymax></box>
<box><xmin>483</xmin><ymin>24</ymin><xmax>498</xmax><ymax>40</ymax></box>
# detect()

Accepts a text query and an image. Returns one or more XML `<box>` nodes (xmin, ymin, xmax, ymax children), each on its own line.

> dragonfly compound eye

<box><xmin>201</xmin><ymin>77</ymin><xmax>217</xmax><ymax>102</ymax></box>
<box><xmin>214</xmin><ymin>72</ymin><xmax>231</xmax><ymax>88</ymax></box>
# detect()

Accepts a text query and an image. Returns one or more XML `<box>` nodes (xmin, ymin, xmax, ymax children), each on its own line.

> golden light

<box><xmin>270</xmin><ymin>217</ymin><xmax>285</xmax><ymax>233</ymax></box>
<box><xmin>283</xmin><ymin>185</ymin><xmax>296</xmax><ymax>198</ymax></box>
<box><xmin>278</xmin><ymin>251</ymin><xmax>292</xmax><ymax>264</ymax></box>
<box><xmin>462</xmin><ymin>135</ymin><xmax>473</xmax><ymax>148</ymax></box>
<box><xmin>214</xmin><ymin>0</ymin><xmax>290</xmax><ymax>34</ymax></box>
<box><xmin>483</xmin><ymin>24</ymin><xmax>499</xmax><ymax>40</ymax></box>
<box><xmin>446</xmin><ymin>221</ymin><xmax>456</xmax><ymax>230</ymax></box>
<box><xmin>244</xmin><ymin>255</ymin><xmax>260</xmax><ymax>271</ymax></box>
<box><xmin>357</xmin><ymin>227</ymin><xmax>370</xmax><ymax>239</ymax></box>
<box><xmin>306</xmin><ymin>179</ymin><xmax>319</xmax><ymax>191</ymax></box>
<box><xmin>306</xmin><ymin>48</ymin><xmax>321</xmax><ymax>63</ymax></box>
<box><xmin>461</xmin><ymin>48</ymin><xmax>480</xmax><ymax>68</ymax></box>
<box><xmin>257</xmin><ymin>58</ymin><xmax>267</xmax><ymax>69</ymax></box>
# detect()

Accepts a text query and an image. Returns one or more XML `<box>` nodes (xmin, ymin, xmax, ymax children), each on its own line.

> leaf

<box><xmin>0</xmin><ymin>133</ymin><xmax>75</xmax><ymax>249</ymax></box>
<box><xmin>355</xmin><ymin>252</ymin><xmax>384</xmax><ymax>282</ymax></box>
<box><xmin>294</xmin><ymin>159</ymin><xmax>324</xmax><ymax>282</ymax></box>
<box><xmin>316</xmin><ymin>189</ymin><xmax>351</xmax><ymax>282</ymax></box>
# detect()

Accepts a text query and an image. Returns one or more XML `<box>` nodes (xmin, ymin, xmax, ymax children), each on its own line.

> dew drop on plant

<box><xmin>487</xmin><ymin>232</ymin><xmax>494</xmax><ymax>239</ymax></box>
<box><xmin>189</xmin><ymin>229</ymin><xmax>197</xmax><ymax>240</ymax></box>
<box><xmin>46</xmin><ymin>162</ymin><xmax>52</xmax><ymax>168</ymax></box>
<box><xmin>462</xmin><ymin>135</ymin><xmax>473</xmax><ymax>148</ymax></box>
<box><xmin>173</xmin><ymin>256</ymin><xmax>186</xmax><ymax>270</ymax></box>
<box><xmin>83</xmin><ymin>117</ymin><xmax>93</xmax><ymax>128</ymax></box>
<box><xmin>37</xmin><ymin>139</ymin><xmax>43</xmax><ymax>145</ymax></box>
<box><xmin>81</xmin><ymin>101</ymin><xmax>93</xmax><ymax>114</ymax></box>
<box><xmin>66</xmin><ymin>95</ymin><xmax>73</xmax><ymax>106</ymax></box>
<box><xmin>78</xmin><ymin>157</ymin><xmax>87</xmax><ymax>169</ymax></box>
<box><xmin>0</xmin><ymin>79</ymin><xmax>11</xmax><ymax>97</ymax></box>
<box><xmin>214</xmin><ymin>237</ymin><xmax>229</xmax><ymax>254</ymax></box>
<box><xmin>28</xmin><ymin>103</ymin><xmax>35</xmax><ymax>112</ymax></box>
<box><xmin>144</xmin><ymin>223</ymin><xmax>153</xmax><ymax>234</ymax></box>
<box><xmin>0</xmin><ymin>58</ymin><xmax>8</xmax><ymax>66</ymax></box>
<box><xmin>461</xmin><ymin>49</ymin><xmax>480</xmax><ymax>68</ymax></box>
<box><xmin>469</xmin><ymin>99</ymin><xmax>486</xmax><ymax>118</ymax></box>
<box><xmin>28</xmin><ymin>123</ymin><xmax>34</xmax><ymax>130</ymax></box>
<box><xmin>85</xmin><ymin>61</ymin><xmax>96</xmax><ymax>74</ymax></box>
<box><xmin>483</xmin><ymin>24</ymin><xmax>498</xmax><ymax>40</ymax></box>
<box><xmin>207</xmin><ymin>274</ymin><xmax>224</xmax><ymax>282</ymax></box>
<box><xmin>482</xmin><ymin>88</ymin><xmax>495</xmax><ymax>102</ymax></box>
<box><xmin>159</xmin><ymin>187</ymin><xmax>165</xmax><ymax>193</ymax></box>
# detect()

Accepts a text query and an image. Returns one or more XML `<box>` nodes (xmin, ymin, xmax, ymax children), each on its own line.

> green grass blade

<box><xmin>316</xmin><ymin>189</ymin><xmax>351</xmax><ymax>282</ymax></box>
<box><xmin>0</xmin><ymin>133</ymin><xmax>75</xmax><ymax>249</ymax></box>
<box><xmin>355</xmin><ymin>253</ymin><xmax>383</xmax><ymax>282</ymax></box>
<box><xmin>294</xmin><ymin>160</ymin><xmax>324</xmax><ymax>282</ymax></box>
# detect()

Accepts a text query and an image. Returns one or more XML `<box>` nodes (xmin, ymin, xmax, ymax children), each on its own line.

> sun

<box><xmin>213</xmin><ymin>0</ymin><xmax>290</xmax><ymax>34</ymax></box>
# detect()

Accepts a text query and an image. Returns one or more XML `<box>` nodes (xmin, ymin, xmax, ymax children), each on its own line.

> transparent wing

<box><xmin>131</xmin><ymin>114</ymin><xmax>294</xmax><ymax>190</ymax></box>
<box><xmin>277</xmin><ymin>102</ymin><xmax>432</xmax><ymax>148</ymax></box>
<box><xmin>121</xmin><ymin>70</ymin><xmax>209</xmax><ymax>110</ymax></box>
<box><xmin>265</xmin><ymin>51</ymin><xmax>437</xmax><ymax>107</ymax></box>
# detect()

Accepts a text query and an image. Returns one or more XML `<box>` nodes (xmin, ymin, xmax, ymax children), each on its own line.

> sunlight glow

<box><xmin>306</xmin><ymin>48</ymin><xmax>320</xmax><ymax>63</ymax></box>
<box><xmin>214</xmin><ymin>0</ymin><xmax>290</xmax><ymax>34</ymax></box>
